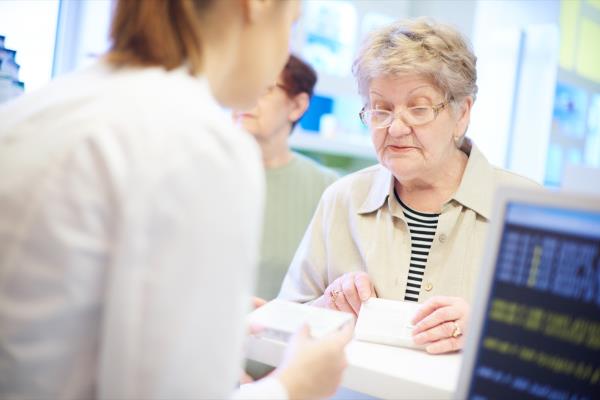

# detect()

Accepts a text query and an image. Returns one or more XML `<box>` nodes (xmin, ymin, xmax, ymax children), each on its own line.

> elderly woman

<box><xmin>278</xmin><ymin>18</ymin><xmax>537</xmax><ymax>354</ymax></box>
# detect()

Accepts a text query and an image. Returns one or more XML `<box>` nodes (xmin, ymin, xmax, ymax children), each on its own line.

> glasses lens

<box><xmin>364</xmin><ymin>110</ymin><xmax>392</xmax><ymax>128</ymax></box>
<box><xmin>361</xmin><ymin>104</ymin><xmax>442</xmax><ymax>128</ymax></box>
<box><xmin>406</xmin><ymin>107</ymin><xmax>434</xmax><ymax>126</ymax></box>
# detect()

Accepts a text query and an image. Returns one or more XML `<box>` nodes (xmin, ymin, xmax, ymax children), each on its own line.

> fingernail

<box><xmin>425</xmin><ymin>344</ymin><xmax>437</xmax><ymax>354</ymax></box>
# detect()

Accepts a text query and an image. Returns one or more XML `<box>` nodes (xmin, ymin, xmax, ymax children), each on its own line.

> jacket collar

<box><xmin>357</xmin><ymin>138</ymin><xmax>494</xmax><ymax>220</ymax></box>
<box><xmin>451</xmin><ymin>139</ymin><xmax>494</xmax><ymax>220</ymax></box>
<box><xmin>357</xmin><ymin>165</ymin><xmax>394</xmax><ymax>215</ymax></box>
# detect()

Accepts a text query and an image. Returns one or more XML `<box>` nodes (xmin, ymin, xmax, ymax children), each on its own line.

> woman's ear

<box><xmin>287</xmin><ymin>92</ymin><xmax>310</xmax><ymax>124</ymax></box>
<box><xmin>455</xmin><ymin>96</ymin><xmax>473</xmax><ymax>138</ymax></box>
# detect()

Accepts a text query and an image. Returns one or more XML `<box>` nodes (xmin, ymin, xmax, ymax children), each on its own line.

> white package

<box><xmin>247</xmin><ymin>299</ymin><xmax>354</xmax><ymax>342</ymax></box>
<box><xmin>354</xmin><ymin>298</ymin><xmax>425</xmax><ymax>350</ymax></box>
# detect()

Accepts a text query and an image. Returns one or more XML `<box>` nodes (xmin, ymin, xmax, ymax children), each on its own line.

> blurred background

<box><xmin>1</xmin><ymin>0</ymin><xmax>599</xmax><ymax>188</ymax></box>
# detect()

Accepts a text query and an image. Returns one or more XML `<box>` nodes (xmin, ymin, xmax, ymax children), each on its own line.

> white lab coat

<box><xmin>0</xmin><ymin>61</ymin><xmax>285</xmax><ymax>399</ymax></box>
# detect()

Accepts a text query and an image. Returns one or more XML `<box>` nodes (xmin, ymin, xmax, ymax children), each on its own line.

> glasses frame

<box><xmin>359</xmin><ymin>100</ymin><xmax>449</xmax><ymax>129</ymax></box>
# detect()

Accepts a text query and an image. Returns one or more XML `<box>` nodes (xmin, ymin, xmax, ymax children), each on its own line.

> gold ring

<box><xmin>330</xmin><ymin>289</ymin><xmax>342</xmax><ymax>304</ymax></box>
<box><xmin>451</xmin><ymin>321</ymin><xmax>462</xmax><ymax>338</ymax></box>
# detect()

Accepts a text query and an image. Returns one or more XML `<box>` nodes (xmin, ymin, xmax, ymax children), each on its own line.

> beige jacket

<box><xmin>278</xmin><ymin>140</ymin><xmax>539</xmax><ymax>304</ymax></box>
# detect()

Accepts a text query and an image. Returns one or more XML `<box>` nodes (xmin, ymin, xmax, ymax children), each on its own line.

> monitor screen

<box><xmin>467</xmin><ymin>202</ymin><xmax>600</xmax><ymax>400</ymax></box>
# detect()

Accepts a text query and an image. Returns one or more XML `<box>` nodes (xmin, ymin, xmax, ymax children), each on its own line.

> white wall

<box><xmin>0</xmin><ymin>0</ymin><xmax>59</xmax><ymax>92</ymax></box>
<box><xmin>469</xmin><ymin>0</ymin><xmax>560</xmax><ymax>182</ymax></box>
<box><xmin>53</xmin><ymin>0</ymin><xmax>113</xmax><ymax>77</ymax></box>
<box><xmin>410</xmin><ymin>0</ymin><xmax>476</xmax><ymax>38</ymax></box>
<box><xmin>509</xmin><ymin>25</ymin><xmax>559</xmax><ymax>183</ymax></box>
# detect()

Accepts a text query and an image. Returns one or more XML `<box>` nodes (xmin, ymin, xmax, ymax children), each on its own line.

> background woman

<box><xmin>235</xmin><ymin>54</ymin><xmax>337</xmax><ymax>301</ymax></box>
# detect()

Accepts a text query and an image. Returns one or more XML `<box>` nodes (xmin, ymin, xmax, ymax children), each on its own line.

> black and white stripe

<box><xmin>396</xmin><ymin>195</ymin><xmax>439</xmax><ymax>302</ymax></box>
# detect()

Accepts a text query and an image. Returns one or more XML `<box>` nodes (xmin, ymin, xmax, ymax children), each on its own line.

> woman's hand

<box><xmin>411</xmin><ymin>296</ymin><xmax>470</xmax><ymax>354</ymax></box>
<box><xmin>313</xmin><ymin>272</ymin><xmax>375</xmax><ymax>317</ymax></box>
<box><xmin>274</xmin><ymin>324</ymin><xmax>353</xmax><ymax>399</ymax></box>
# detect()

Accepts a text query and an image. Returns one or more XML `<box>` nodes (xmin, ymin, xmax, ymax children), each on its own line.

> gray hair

<box><xmin>352</xmin><ymin>18</ymin><xmax>478</xmax><ymax>107</ymax></box>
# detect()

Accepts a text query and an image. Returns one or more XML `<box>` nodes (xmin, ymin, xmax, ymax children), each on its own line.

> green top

<box><xmin>255</xmin><ymin>152</ymin><xmax>338</xmax><ymax>299</ymax></box>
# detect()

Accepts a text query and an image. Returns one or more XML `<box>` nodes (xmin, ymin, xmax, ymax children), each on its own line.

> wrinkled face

<box><xmin>234</xmin><ymin>80</ymin><xmax>295</xmax><ymax>140</ymax></box>
<box><xmin>228</xmin><ymin>0</ymin><xmax>301</xmax><ymax>110</ymax></box>
<box><xmin>367</xmin><ymin>74</ymin><xmax>468</xmax><ymax>181</ymax></box>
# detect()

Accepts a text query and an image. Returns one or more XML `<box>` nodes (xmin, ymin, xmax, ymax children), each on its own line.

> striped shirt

<box><xmin>396</xmin><ymin>192</ymin><xmax>440</xmax><ymax>302</ymax></box>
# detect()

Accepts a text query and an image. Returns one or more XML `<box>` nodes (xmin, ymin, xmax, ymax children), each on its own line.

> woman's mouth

<box><xmin>387</xmin><ymin>145</ymin><xmax>416</xmax><ymax>152</ymax></box>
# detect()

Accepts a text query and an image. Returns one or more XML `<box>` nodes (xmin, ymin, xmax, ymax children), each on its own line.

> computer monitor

<box><xmin>456</xmin><ymin>188</ymin><xmax>600</xmax><ymax>400</ymax></box>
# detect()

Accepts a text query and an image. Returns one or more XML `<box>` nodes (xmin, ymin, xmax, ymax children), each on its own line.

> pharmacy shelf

<box><xmin>289</xmin><ymin>131</ymin><xmax>376</xmax><ymax>160</ymax></box>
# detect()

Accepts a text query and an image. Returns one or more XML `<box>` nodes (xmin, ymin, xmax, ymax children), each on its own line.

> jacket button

<box><xmin>439</xmin><ymin>233</ymin><xmax>447</xmax><ymax>243</ymax></box>
<box><xmin>424</xmin><ymin>282</ymin><xmax>433</xmax><ymax>291</ymax></box>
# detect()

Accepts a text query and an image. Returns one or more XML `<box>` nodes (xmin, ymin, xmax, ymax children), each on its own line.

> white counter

<box><xmin>246</xmin><ymin>336</ymin><xmax>462</xmax><ymax>399</ymax></box>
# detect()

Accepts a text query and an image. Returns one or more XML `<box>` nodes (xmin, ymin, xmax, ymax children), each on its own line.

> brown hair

<box><xmin>280</xmin><ymin>54</ymin><xmax>317</xmax><ymax>99</ymax></box>
<box><xmin>106</xmin><ymin>0</ymin><xmax>213</xmax><ymax>73</ymax></box>
<box><xmin>280</xmin><ymin>54</ymin><xmax>317</xmax><ymax>128</ymax></box>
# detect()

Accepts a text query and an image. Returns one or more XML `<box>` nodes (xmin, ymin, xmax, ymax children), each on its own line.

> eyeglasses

<box><xmin>359</xmin><ymin>101</ymin><xmax>448</xmax><ymax>129</ymax></box>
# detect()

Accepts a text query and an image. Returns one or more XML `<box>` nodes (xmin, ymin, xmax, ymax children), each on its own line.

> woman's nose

<box><xmin>387</xmin><ymin>114</ymin><xmax>412</xmax><ymax>137</ymax></box>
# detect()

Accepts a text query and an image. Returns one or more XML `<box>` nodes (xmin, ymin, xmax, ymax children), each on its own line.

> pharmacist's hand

<box><xmin>247</xmin><ymin>297</ymin><xmax>268</xmax><ymax>336</ymax></box>
<box><xmin>314</xmin><ymin>272</ymin><xmax>375</xmax><ymax>316</ymax></box>
<box><xmin>274</xmin><ymin>324</ymin><xmax>353</xmax><ymax>399</ymax></box>
<box><xmin>252</xmin><ymin>296</ymin><xmax>267</xmax><ymax>309</ymax></box>
<box><xmin>411</xmin><ymin>296</ymin><xmax>470</xmax><ymax>354</ymax></box>
<box><xmin>240</xmin><ymin>370</ymin><xmax>254</xmax><ymax>384</ymax></box>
